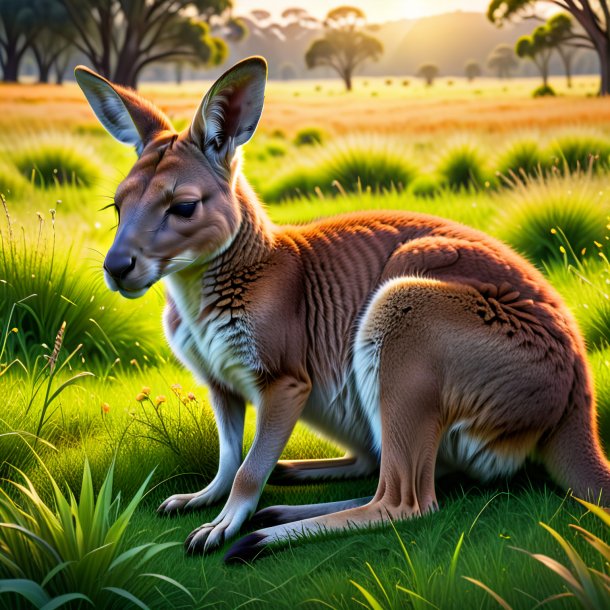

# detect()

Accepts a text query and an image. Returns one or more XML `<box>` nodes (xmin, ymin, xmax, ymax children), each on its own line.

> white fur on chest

<box><xmin>163</xmin><ymin>272</ymin><xmax>261</xmax><ymax>403</ymax></box>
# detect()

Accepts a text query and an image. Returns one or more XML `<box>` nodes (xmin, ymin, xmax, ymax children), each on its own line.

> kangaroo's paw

<box><xmin>158</xmin><ymin>478</ymin><xmax>230</xmax><ymax>515</ymax></box>
<box><xmin>185</xmin><ymin>497</ymin><xmax>257</xmax><ymax>555</ymax></box>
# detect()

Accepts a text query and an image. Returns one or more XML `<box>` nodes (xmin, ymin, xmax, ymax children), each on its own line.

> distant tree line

<box><xmin>0</xmin><ymin>0</ymin><xmax>245</xmax><ymax>87</ymax></box>
<box><xmin>416</xmin><ymin>13</ymin><xmax>579</xmax><ymax>88</ymax></box>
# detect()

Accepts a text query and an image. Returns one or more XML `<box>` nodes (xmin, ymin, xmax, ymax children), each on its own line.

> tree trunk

<box><xmin>38</xmin><ymin>64</ymin><xmax>50</xmax><ymax>83</ymax></box>
<box><xmin>2</xmin><ymin>51</ymin><xmax>20</xmax><ymax>82</ymax></box>
<box><xmin>344</xmin><ymin>72</ymin><xmax>352</xmax><ymax>91</ymax></box>
<box><xmin>599</xmin><ymin>41</ymin><xmax>610</xmax><ymax>96</ymax></box>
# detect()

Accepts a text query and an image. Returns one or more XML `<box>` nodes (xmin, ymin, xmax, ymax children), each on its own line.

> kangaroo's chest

<box><xmin>164</xmin><ymin>276</ymin><xmax>261</xmax><ymax>402</ymax></box>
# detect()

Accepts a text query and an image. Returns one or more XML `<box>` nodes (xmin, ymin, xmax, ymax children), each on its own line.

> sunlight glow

<box><xmin>235</xmin><ymin>0</ymin><xmax>492</xmax><ymax>23</ymax></box>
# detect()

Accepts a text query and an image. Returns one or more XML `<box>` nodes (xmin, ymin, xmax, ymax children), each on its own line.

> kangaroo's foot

<box><xmin>158</xmin><ymin>475</ymin><xmax>233</xmax><ymax>514</ymax></box>
<box><xmin>248</xmin><ymin>496</ymin><xmax>373</xmax><ymax>529</ymax></box>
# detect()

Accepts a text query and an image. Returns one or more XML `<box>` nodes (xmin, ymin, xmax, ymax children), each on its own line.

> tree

<box><xmin>417</xmin><ymin>63</ymin><xmax>439</xmax><ymax>86</ymax></box>
<box><xmin>0</xmin><ymin>0</ymin><xmax>38</xmax><ymax>82</ymax></box>
<box><xmin>516</xmin><ymin>25</ymin><xmax>554</xmax><ymax>87</ymax></box>
<box><xmin>30</xmin><ymin>0</ymin><xmax>75</xmax><ymax>83</ymax></box>
<box><xmin>488</xmin><ymin>0</ymin><xmax>610</xmax><ymax>95</ymax></box>
<box><xmin>59</xmin><ymin>0</ymin><xmax>233</xmax><ymax>88</ymax></box>
<box><xmin>547</xmin><ymin>13</ymin><xmax>578</xmax><ymax>88</ymax></box>
<box><xmin>487</xmin><ymin>43</ymin><xmax>518</xmax><ymax>79</ymax></box>
<box><xmin>465</xmin><ymin>59</ymin><xmax>482</xmax><ymax>81</ymax></box>
<box><xmin>305</xmin><ymin>6</ymin><xmax>383</xmax><ymax>91</ymax></box>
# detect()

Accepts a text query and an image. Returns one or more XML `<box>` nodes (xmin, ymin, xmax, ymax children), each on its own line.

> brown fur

<box><xmin>75</xmin><ymin>57</ymin><xmax>610</xmax><ymax>562</ymax></box>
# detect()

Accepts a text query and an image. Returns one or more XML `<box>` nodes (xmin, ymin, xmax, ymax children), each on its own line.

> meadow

<box><xmin>1</xmin><ymin>74</ymin><xmax>610</xmax><ymax>609</ymax></box>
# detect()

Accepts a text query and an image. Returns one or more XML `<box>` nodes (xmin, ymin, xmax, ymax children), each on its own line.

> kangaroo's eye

<box><xmin>168</xmin><ymin>201</ymin><xmax>198</xmax><ymax>218</ymax></box>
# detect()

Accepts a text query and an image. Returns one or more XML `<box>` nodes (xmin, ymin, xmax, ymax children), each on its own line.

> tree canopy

<box><xmin>487</xmin><ymin>43</ymin><xmax>518</xmax><ymax>78</ymax></box>
<box><xmin>417</xmin><ymin>63</ymin><xmax>440</xmax><ymax>86</ymax></box>
<box><xmin>59</xmin><ymin>0</ymin><xmax>234</xmax><ymax>87</ymax></box>
<box><xmin>487</xmin><ymin>0</ymin><xmax>610</xmax><ymax>94</ymax></box>
<box><xmin>0</xmin><ymin>0</ymin><xmax>38</xmax><ymax>82</ymax></box>
<box><xmin>465</xmin><ymin>60</ymin><xmax>482</xmax><ymax>81</ymax></box>
<box><xmin>305</xmin><ymin>5</ymin><xmax>382</xmax><ymax>91</ymax></box>
<box><xmin>516</xmin><ymin>25</ymin><xmax>554</xmax><ymax>86</ymax></box>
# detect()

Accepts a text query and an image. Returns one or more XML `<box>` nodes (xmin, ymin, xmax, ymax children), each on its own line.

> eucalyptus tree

<box><xmin>305</xmin><ymin>6</ymin><xmax>382</xmax><ymax>91</ymax></box>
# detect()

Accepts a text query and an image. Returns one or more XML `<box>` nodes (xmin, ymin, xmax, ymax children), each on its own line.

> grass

<box><xmin>435</xmin><ymin>140</ymin><xmax>489</xmax><ymax>191</ymax></box>
<box><xmin>0</xmin><ymin>198</ymin><xmax>165</xmax><ymax>371</ymax></box>
<box><xmin>550</xmin><ymin>132</ymin><xmax>610</xmax><ymax>174</ymax></box>
<box><xmin>3</xmin><ymin>82</ymin><xmax>610</xmax><ymax>608</ymax></box>
<box><xmin>494</xmin><ymin>137</ymin><xmax>548</xmax><ymax>180</ymax></box>
<box><xmin>8</xmin><ymin>133</ymin><xmax>102</xmax><ymax>188</ymax></box>
<box><xmin>496</xmin><ymin>171</ymin><xmax>610</xmax><ymax>266</ymax></box>
<box><xmin>0</xmin><ymin>459</ymin><xmax>190</xmax><ymax>609</ymax></box>
<box><xmin>263</xmin><ymin>136</ymin><xmax>419</xmax><ymax>202</ymax></box>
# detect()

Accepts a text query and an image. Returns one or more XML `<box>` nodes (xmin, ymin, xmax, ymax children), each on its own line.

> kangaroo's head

<box><xmin>75</xmin><ymin>57</ymin><xmax>267</xmax><ymax>299</ymax></box>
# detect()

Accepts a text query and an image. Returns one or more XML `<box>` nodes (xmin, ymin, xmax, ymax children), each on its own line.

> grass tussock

<box><xmin>264</xmin><ymin>135</ymin><xmax>419</xmax><ymax>202</ymax></box>
<box><xmin>495</xmin><ymin>137</ymin><xmax>548</xmax><ymax>181</ymax></box>
<box><xmin>0</xmin><ymin>159</ymin><xmax>29</xmax><ymax>198</ymax></box>
<box><xmin>0</xmin><ymin>459</ymin><xmax>191</xmax><ymax>609</ymax></box>
<box><xmin>0</xmin><ymin>200</ymin><xmax>165</xmax><ymax>371</ymax></box>
<box><xmin>497</xmin><ymin>171</ymin><xmax>610</xmax><ymax>266</ymax></box>
<box><xmin>550</xmin><ymin>132</ymin><xmax>610</xmax><ymax>174</ymax></box>
<box><xmin>6</xmin><ymin>133</ymin><xmax>103</xmax><ymax>188</ymax></box>
<box><xmin>435</xmin><ymin>140</ymin><xmax>489</xmax><ymax>191</ymax></box>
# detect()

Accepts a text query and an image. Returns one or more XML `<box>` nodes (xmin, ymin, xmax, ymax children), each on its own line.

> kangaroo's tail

<box><xmin>539</xmin><ymin>352</ymin><xmax>610</xmax><ymax>503</ymax></box>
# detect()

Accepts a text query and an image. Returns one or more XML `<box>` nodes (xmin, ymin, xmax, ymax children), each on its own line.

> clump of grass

<box><xmin>128</xmin><ymin>382</ymin><xmax>219</xmax><ymax>478</ymax></box>
<box><xmin>497</xmin><ymin>172</ymin><xmax>609</xmax><ymax>266</ymax></box>
<box><xmin>0</xmin><ymin>159</ymin><xmax>28</xmax><ymax>198</ymax></box>
<box><xmin>409</xmin><ymin>174</ymin><xmax>443</xmax><ymax>198</ymax></box>
<box><xmin>263</xmin><ymin>140</ymin><xmax>288</xmax><ymax>158</ymax></box>
<box><xmin>265</xmin><ymin>136</ymin><xmax>419</xmax><ymax>202</ymax></box>
<box><xmin>532</xmin><ymin>84</ymin><xmax>556</xmax><ymax>97</ymax></box>
<box><xmin>0</xmin><ymin>459</ymin><xmax>192</xmax><ymax>608</ymax></box>
<box><xmin>294</xmin><ymin>127</ymin><xmax>325</xmax><ymax>146</ymax></box>
<box><xmin>436</xmin><ymin>140</ymin><xmax>488</xmax><ymax>191</ymax></box>
<box><xmin>549</xmin><ymin>132</ymin><xmax>610</xmax><ymax>174</ymax></box>
<box><xmin>495</xmin><ymin>137</ymin><xmax>548</xmax><ymax>180</ymax></box>
<box><xmin>0</xmin><ymin>200</ymin><xmax>164</xmax><ymax>371</ymax></box>
<box><xmin>10</xmin><ymin>133</ymin><xmax>102</xmax><ymax>188</ymax></box>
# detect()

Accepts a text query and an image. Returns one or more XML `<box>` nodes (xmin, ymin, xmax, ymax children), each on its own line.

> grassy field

<box><xmin>1</xmin><ymin>76</ymin><xmax>610</xmax><ymax>609</ymax></box>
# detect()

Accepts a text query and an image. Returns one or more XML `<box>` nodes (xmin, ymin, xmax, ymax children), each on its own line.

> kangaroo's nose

<box><xmin>104</xmin><ymin>249</ymin><xmax>136</xmax><ymax>280</ymax></box>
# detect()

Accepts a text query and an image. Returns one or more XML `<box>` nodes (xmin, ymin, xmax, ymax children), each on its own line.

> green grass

<box><xmin>0</xmin><ymin>459</ymin><xmax>190</xmax><ymax>609</ymax></box>
<box><xmin>263</xmin><ymin>136</ymin><xmax>419</xmax><ymax>202</ymax></box>
<box><xmin>496</xmin><ymin>171</ymin><xmax>610</xmax><ymax>267</ymax></box>
<box><xmin>435</xmin><ymin>140</ymin><xmax>489</xmax><ymax>191</ymax></box>
<box><xmin>0</xmin><ymin>199</ymin><xmax>166</xmax><ymax>372</ymax></box>
<box><xmin>494</xmin><ymin>137</ymin><xmax>548</xmax><ymax>180</ymax></box>
<box><xmin>8</xmin><ymin>133</ymin><xmax>103</xmax><ymax>188</ymax></box>
<box><xmin>549</xmin><ymin>132</ymin><xmax>610</xmax><ymax>174</ymax></box>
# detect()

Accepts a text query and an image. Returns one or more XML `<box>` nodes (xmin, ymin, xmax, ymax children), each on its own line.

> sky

<box><xmin>233</xmin><ymin>0</ymin><xmax>492</xmax><ymax>22</ymax></box>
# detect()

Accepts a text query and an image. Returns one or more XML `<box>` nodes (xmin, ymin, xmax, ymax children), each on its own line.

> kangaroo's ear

<box><xmin>190</xmin><ymin>56</ymin><xmax>267</xmax><ymax>175</ymax></box>
<box><xmin>74</xmin><ymin>66</ymin><xmax>174</xmax><ymax>156</ymax></box>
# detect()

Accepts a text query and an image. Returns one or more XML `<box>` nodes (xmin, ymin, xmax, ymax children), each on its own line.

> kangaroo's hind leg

<box><xmin>226</xmin><ymin>279</ymin><xmax>449</xmax><ymax>562</ymax></box>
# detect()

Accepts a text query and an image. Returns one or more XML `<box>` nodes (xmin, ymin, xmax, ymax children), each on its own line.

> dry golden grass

<box><xmin>1</xmin><ymin>75</ymin><xmax>609</xmax><ymax>138</ymax></box>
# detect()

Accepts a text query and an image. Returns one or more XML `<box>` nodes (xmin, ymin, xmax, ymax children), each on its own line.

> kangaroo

<box><xmin>75</xmin><ymin>56</ymin><xmax>610</xmax><ymax>562</ymax></box>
